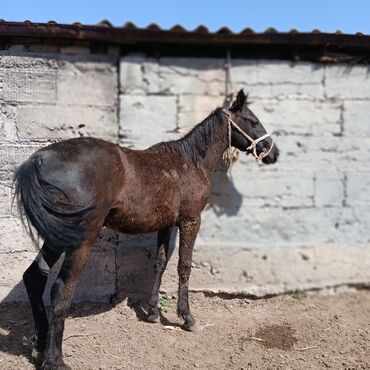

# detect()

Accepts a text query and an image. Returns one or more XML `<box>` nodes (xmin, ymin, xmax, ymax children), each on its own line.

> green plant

<box><xmin>159</xmin><ymin>297</ymin><xmax>171</xmax><ymax>308</ymax></box>
<box><xmin>291</xmin><ymin>289</ymin><xmax>306</xmax><ymax>301</ymax></box>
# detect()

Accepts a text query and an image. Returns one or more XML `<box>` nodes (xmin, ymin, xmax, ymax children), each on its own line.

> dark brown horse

<box><xmin>14</xmin><ymin>90</ymin><xmax>278</xmax><ymax>369</ymax></box>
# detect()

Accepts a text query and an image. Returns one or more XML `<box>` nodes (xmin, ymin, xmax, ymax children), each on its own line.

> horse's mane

<box><xmin>161</xmin><ymin>108</ymin><xmax>225</xmax><ymax>164</ymax></box>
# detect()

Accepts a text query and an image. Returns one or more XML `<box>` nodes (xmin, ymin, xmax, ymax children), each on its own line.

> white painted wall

<box><xmin>0</xmin><ymin>49</ymin><xmax>369</xmax><ymax>302</ymax></box>
<box><xmin>0</xmin><ymin>52</ymin><xmax>118</xmax><ymax>302</ymax></box>
<box><xmin>118</xmin><ymin>55</ymin><xmax>370</xmax><ymax>296</ymax></box>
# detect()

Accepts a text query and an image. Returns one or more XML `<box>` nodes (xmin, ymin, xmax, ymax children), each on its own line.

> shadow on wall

<box><xmin>207</xmin><ymin>166</ymin><xmax>243</xmax><ymax>217</ymax></box>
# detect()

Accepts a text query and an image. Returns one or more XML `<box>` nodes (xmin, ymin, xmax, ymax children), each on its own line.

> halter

<box><xmin>222</xmin><ymin>109</ymin><xmax>274</xmax><ymax>161</ymax></box>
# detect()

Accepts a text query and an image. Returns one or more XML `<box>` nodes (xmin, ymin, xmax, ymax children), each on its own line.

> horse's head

<box><xmin>225</xmin><ymin>89</ymin><xmax>279</xmax><ymax>164</ymax></box>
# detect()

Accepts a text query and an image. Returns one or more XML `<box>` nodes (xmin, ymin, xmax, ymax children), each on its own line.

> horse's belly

<box><xmin>104</xmin><ymin>203</ymin><xmax>178</xmax><ymax>234</ymax></box>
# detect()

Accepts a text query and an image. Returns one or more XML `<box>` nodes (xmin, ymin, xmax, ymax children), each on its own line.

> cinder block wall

<box><xmin>1</xmin><ymin>49</ymin><xmax>369</xmax><ymax>302</ymax></box>
<box><xmin>119</xmin><ymin>55</ymin><xmax>370</xmax><ymax>296</ymax></box>
<box><xmin>0</xmin><ymin>51</ymin><xmax>119</xmax><ymax>302</ymax></box>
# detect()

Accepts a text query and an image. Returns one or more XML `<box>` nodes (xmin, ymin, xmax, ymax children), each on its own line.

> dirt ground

<box><xmin>0</xmin><ymin>290</ymin><xmax>369</xmax><ymax>370</ymax></box>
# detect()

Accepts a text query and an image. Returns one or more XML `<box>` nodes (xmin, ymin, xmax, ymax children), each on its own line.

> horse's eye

<box><xmin>250</xmin><ymin>120</ymin><xmax>258</xmax><ymax>128</ymax></box>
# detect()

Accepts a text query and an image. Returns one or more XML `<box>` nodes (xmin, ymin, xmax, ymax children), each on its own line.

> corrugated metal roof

<box><xmin>0</xmin><ymin>20</ymin><xmax>369</xmax><ymax>62</ymax></box>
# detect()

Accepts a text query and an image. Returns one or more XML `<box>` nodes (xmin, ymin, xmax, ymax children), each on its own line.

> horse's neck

<box><xmin>202</xmin><ymin>128</ymin><xmax>228</xmax><ymax>175</ymax></box>
<box><xmin>185</xmin><ymin>117</ymin><xmax>228</xmax><ymax>175</ymax></box>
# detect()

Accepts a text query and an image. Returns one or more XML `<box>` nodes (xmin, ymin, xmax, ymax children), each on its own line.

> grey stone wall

<box><xmin>0</xmin><ymin>51</ymin><xmax>118</xmax><ymax>302</ymax></box>
<box><xmin>119</xmin><ymin>55</ymin><xmax>370</xmax><ymax>296</ymax></box>
<box><xmin>1</xmin><ymin>49</ymin><xmax>369</xmax><ymax>303</ymax></box>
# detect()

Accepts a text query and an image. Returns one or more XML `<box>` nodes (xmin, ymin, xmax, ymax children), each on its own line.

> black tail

<box><xmin>14</xmin><ymin>154</ymin><xmax>95</xmax><ymax>253</ymax></box>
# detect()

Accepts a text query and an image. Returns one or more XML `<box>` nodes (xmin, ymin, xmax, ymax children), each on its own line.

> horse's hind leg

<box><xmin>23</xmin><ymin>244</ymin><xmax>61</xmax><ymax>359</ymax></box>
<box><xmin>177</xmin><ymin>218</ymin><xmax>200</xmax><ymax>332</ymax></box>
<box><xmin>41</xmin><ymin>238</ymin><xmax>95</xmax><ymax>370</ymax></box>
<box><xmin>147</xmin><ymin>228</ymin><xmax>172</xmax><ymax>323</ymax></box>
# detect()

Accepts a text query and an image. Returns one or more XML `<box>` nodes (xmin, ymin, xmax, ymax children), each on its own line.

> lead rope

<box><xmin>223</xmin><ymin>109</ymin><xmax>274</xmax><ymax>161</ymax></box>
<box><xmin>223</xmin><ymin>48</ymin><xmax>239</xmax><ymax>168</ymax></box>
<box><xmin>225</xmin><ymin>48</ymin><xmax>235</xmax><ymax>105</ymax></box>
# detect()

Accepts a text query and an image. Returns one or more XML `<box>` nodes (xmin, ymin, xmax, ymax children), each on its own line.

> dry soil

<box><xmin>0</xmin><ymin>290</ymin><xmax>369</xmax><ymax>369</ymax></box>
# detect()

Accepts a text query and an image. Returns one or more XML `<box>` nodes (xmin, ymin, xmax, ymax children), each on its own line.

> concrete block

<box><xmin>0</xmin><ymin>217</ymin><xmax>35</xmax><ymax>253</ymax></box>
<box><xmin>0</xmin><ymin>181</ymin><xmax>15</xmax><ymax>217</ymax></box>
<box><xmin>232</xmin><ymin>60</ymin><xmax>324</xmax><ymax>98</ymax></box>
<box><xmin>120</xmin><ymin>95</ymin><xmax>177</xmax><ymax>132</ymax></box>
<box><xmin>250</xmin><ymin>135</ymin><xmax>370</xmax><ymax>173</ymax></box>
<box><xmin>337</xmin><ymin>138</ymin><xmax>370</xmax><ymax>172</ymax></box>
<box><xmin>161</xmin><ymin>243</ymin><xmax>370</xmax><ymax>296</ymax></box>
<box><xmin>344</xmin><ymin>101</ymin><xmax>370</xmax><ymax>137</ymax></box>
<box><xmin>325</xmin><ymin>64</ymin><xmax>370</xmax><ymax>99</ymax></box>
<box><xmin>57</xmin><ymin>60</ymin><xmax>117</xmax><ymax>107</ymax></box>
<box><xmin>0</xmin><ymin>65</ymin><xmax>57</xmax><ymax>103</ymax></box>
<box><xmin>119</xmin><ymin>131</ymin><xmax>180</xmax><ymax>150</ymax></box>
<box><xmin>346</xmin><ymin>172</ymin><xmax>370</xmax><ymax>207</ymax></box>
<box><xmin>0</xmin><ymin>105</ymin><xmax>18</xmax><ymax>141</ymax></box>
<box><xmin>120</xmin><ymin>55</ymin><xmax>146</xmax><ymax>94</ymax></box>
<box><xmin>0</xmin><ymin>251</ymin><xmax>34</xmax><ymax>302</ymax></box>
<box><xmin>119</xmin><ymin>95</ymin><xmax>178</xmax><ymax>148</ymax></box>
<box><xmin>16</xmin><ymin>105</ymin><xmax>118</xmax><ymax>141</ymax></box>
<box><xmin>232</xmin><ymin>60</ymin><xmax>324</xmax><ymax>85</ymax></box>
<box><xmin>197</xmin><ymin>206</ymin><xmax>360</xmax><ymax>245</ymax></box>
<box><xmin>177</xmin><ymin>95</ymin><xmax>224</xmax><ymax>131</ymax></box>
<box><xmin>157</xmin><ymin>57</ymin><xmax>225</xmax><ymax>95</ymax></box>
<box><xmin>251</xmin><ymin>99</ymin><xmax>341</xmax><ymax>136</ymax></box>
<box><xmin>0</xmin><ymin>55</ymin><xmax>59</xmax><ymax>104</ymax></box>
<box><xmin>0</xmin><ymin>54</ymin><xmax>116</xmax><ymax>107</ymax></box>
<box><xmin>315</xmin><ymin>172</ymin><xmax>344</xmax><ymax>207</ymax></box>
<box><xmin>0</xmin><ymin>54</ymin><xmax>58</xmax><ymax>69</ymax></box>
<box><xmin>143</xmin><ymin>58</ymin><xmax>160</xmax><ymax>94</ymax></box>
<box><xmin>236</xmin><ymin>82</ymin><xmax>323</xmax><ymax>99</ymax></box>
<box><xmin>0</xmin><ymin>144</ymin><xmax>44</xmax><ymax>180</ymax></box>
<box><xmin>119</xmin><ymin>56</ymin><xmax>161</xmax><ymax>95</ymax></box>
<box><xmin>226</xmin><ymin>166</ymin><xmax>314</xmax><ymax>208</ymax></box>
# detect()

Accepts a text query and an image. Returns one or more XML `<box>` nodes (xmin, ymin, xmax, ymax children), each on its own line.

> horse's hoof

<box><xmin>147</xmin><ymin>312</ymin><xmax>160</xmax><ymax>323</ymax></box>
<box><xmin>41</xmin><ymin>365</ymin><xmax>71</xmax><ymax>370</ymax></box>
<box><xmin>31</xmin><ymin>348</ymin><xmax>43</xmax><ymax>365</ymax></box>
<box><xmin>41</xmin><ymin>360</ymin><xmax>72</xmax><ymax>370</ymax></box>
<box><xmin>184</xmin><ymin>319</ymin><xmax>198</xmax><ymax>332</ymax></box>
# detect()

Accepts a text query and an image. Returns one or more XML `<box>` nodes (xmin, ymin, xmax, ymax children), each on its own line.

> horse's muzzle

<box><xmin>262</xmin><ymin>144</ymin><xmax>279</xmax><ymax>164</ymax></box>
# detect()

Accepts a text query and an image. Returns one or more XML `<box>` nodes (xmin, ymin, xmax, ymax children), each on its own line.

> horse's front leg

<box><xmin>147</xmin><ymin>228</ymin><xmax>172</xmax><ymax>322</ymax></box>
<box><xmin>177</xmin><ymin>217</ymin><xmax>200</xmax><ymax>331</ymax></box>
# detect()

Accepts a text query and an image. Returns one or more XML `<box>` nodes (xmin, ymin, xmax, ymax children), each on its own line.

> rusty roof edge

<box><xmin>0</xmin><ymin>20</ymin><xmax>370</xmax><ymax>59</ymax></box>
<box><xmin>0</xmin><ymin>21</ymin><xmax>369</xmax><ymax>48</ymax></box>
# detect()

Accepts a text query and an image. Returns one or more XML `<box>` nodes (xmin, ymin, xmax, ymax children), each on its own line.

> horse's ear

<box><xmin>229</xmin><ymin>89</ymin><xmax>246</xmax><ymax>112</ymax></box>
<box><xmin>236</xmin><ymin>89</ymin><xmax>246</xmax><ymax>106</ymax></box>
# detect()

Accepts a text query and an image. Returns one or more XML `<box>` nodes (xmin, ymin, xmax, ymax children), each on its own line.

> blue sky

<box><xmin>2</xmin><ymin>0</ymin><xmax>369</xmax><ymax>35</ymax></box>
